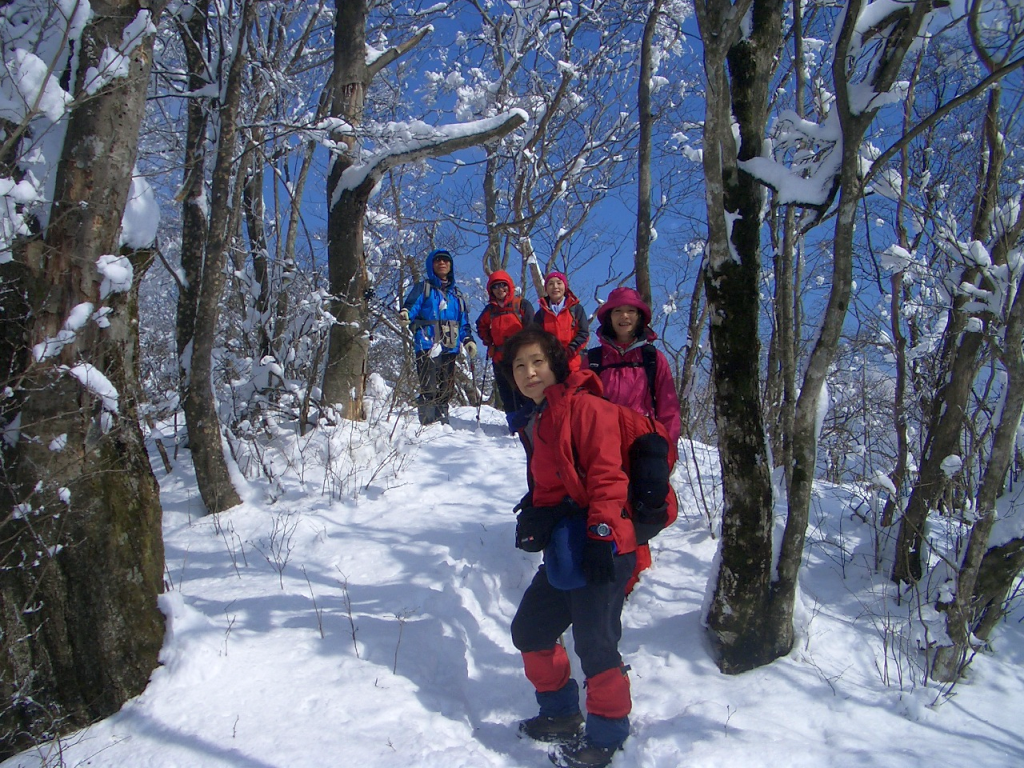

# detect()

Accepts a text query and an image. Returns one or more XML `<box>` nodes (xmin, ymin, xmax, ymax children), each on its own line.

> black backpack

<box><xmin>587</xmin><ymin>344</ymin><xmax>659</xmax><ymax>410</ymax></box>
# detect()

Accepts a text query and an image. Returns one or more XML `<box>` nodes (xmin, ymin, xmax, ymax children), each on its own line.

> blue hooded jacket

<box><xmin>401</xmin><ymin>249</ymin><xmax>473</xmax><ymax>354</ymax></box>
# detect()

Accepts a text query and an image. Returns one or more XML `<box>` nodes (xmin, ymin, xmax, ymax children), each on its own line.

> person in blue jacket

<box><xmin>399</xmin><ymin>249</ymin><xmax>476</xmax><ymax>425</ymax></box>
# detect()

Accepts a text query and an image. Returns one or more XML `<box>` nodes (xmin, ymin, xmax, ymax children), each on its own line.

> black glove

<box><xmin>629</xmin><ymin>433</ymin><xmax>670</xmax><ymax>514</ymax></box>
<box><xmin>581</xmin><ymin>538</ymin><xmax>616</xmax><ymax>584</ymax></box>
<box><xmin>516</xmin><ymin>506</ymin><xmax>560</xmax><ymax>552</ymax></box>
<box><xmin>513</xmin><ymin>491</ymin><xmax>533</xmax><ymax>514</ymax></box>
<box><xmin>632</xmin><ymin>498</ymin><xmax>668</xmax><ymax>545</ymax></box>
<box><xmin>634</xmin><ymin>521</ymin><xmax>664</xmax><ymax>546</ymax></box>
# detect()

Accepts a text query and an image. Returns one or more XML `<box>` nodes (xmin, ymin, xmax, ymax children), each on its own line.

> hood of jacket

<box><xmin>544</xmin><ymin>368</ymin><xmax>604</xmax><ymax>409</ymax></box>
<box><xmin>486</xmin><ymin>269</ymin><xmax>517</xmax><ymax>301</ymax></box>
<box><xmin>425</xmin><ymin>249</ymin><xmax>456</xmax><ymax>288</ymax></box>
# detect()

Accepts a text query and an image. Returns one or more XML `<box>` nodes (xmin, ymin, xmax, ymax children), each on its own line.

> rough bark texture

<box><xmin>322</xmin><ymin>0</ymin><xmax>373</xmax><ymax>417</ymax></box>
<box><xmin>696</xmin><ymin>0</ymin><xmax>780</xmax><ymax>673</ymax></box>
<box><xmin>0</xmin><ymin>3</ymin><xmax>165</xmax><ymax>755</ymax></box>
<box><xmin>178</xmin><ymin>0</ymin><xmax>250</xmax><ymax>514</ymax></box>
<box><xmin>972</xmin><ymin>537</ymin><xmax>1024</xmax><ymax>642</ymax></box>
<box><xmin>634</xmin><ymin>0</ymin><xmax>662</xmax><ymax>307</ymax></box>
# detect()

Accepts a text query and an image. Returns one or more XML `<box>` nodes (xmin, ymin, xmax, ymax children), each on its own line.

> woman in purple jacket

<box><xmin>586</xmin><ymin>287</ymin><xmax>681</xmax><ymax>444</ymax></box>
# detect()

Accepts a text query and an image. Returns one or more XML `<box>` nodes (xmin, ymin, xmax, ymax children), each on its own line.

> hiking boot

<box><xmin>518</xmin><ymin>711</ymin><xmax>585</xmax><ymax>743</ymax></box>
<box><xmin>548</xmin><ymin>735</ymin><xmax>619</xmax><ymax>768</ymax></box>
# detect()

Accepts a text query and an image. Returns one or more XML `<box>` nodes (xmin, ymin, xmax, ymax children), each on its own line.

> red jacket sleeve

<box><xmin>475</xmin><ymin>307</ymin><xmax>494</xmax><ymax>348</ymax></box>
<box><xmin>569</xmin><ymin>395</ymin><xmax>635</xmax><ymax>553</ymax></box>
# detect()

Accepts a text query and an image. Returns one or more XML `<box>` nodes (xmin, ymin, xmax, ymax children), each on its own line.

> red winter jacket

<box><xmin>535</xmin><ymin>290</ymin><xmax>589</xmax><ymax>372</ymax></box>
<box><xmin>593</xmin><ymin>330</ymin><xmax>682</xmax><ymax>444</ymax></box>
<box><xmin>524</xmin><ymin>370</ymin><xmax>636</xmax><ymax>555</ymax></box>
<box><xmin>476</xmin><ymin>271</ymin><xmax>534</xmax><ymax>362</ymax></box>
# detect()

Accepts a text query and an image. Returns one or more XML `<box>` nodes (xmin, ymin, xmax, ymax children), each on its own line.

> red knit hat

<box><xmin>544</xmin><ymin>271</ymin><xmax>568</xmax><ymax>289</ymax></box>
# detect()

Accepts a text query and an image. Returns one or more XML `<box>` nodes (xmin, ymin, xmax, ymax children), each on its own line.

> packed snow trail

<box><xmin>3</xmin><ymin>405</ymin><xmax>1024</xmax><ymax>767</ymax></box>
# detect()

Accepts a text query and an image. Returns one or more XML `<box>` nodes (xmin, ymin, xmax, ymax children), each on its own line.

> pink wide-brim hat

<box><xmin>596</xmin><ymin>286</ymin><xmax>652</xmax><ymax>327</ymax></box>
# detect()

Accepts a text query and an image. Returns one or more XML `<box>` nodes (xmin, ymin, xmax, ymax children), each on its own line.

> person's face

<box><xmin>491</xmin><ymin>281</ymin><xmax>510</xmax><ymax>301</ymax></box>
<box><xmin>434</xmin><ymin>257</ymin><xmax>452</xmax><ymax>278</ymax></box>
<box><xmin>512</xmin><ymin>342</ymin><xmax>558</xmax><ymax>404</ymax></box>
<box><xmin>610</xmin><ymin>305</ymin><xmax>641</xmax><ymax>343</ymax></box>
<box><xmin>545</xmin><ymin>278</ymin><xmax>566</xmax><ymax>303</ymax></box>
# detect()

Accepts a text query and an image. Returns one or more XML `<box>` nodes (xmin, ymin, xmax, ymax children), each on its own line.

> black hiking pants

<box><xmin>415</xmin><ymin>350</ymin><xmax>457</xmax><ymax>425</ymax></box>
<box><xmin>511</xmin><ymin>552</ymin><xmax>636</xmax><ymax>679</ymax></box>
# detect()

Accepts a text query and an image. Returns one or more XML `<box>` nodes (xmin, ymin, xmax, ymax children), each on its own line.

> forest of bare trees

<box><xmin>2</xmin><ymin>0</ymin><xmax>1024</xmax><ymax>755</ymax></box>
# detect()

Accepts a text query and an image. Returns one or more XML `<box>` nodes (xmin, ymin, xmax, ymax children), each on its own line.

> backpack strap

<box><xmin>641</xmin><ymin>344</ymin><xmax>658</xmax><ymax>411</ymax></box>
<box><xmin>588</xmin><ymin>344</ymin><xmax>658</xmax><ymax>411</ymax></box>
<box><xmin>513</xmin><ymin>296</ymin><xmax>530</xmax><ymax>323</ymax></box>
<box><xmin>454</xmin><ymin>285</ymin><xmax>467</xmax><ymax>315</ymax></box>
<box><xmin>411</xmin><ymin>280</ymin><xmax>467</xmax><ymax>349</ymax></box>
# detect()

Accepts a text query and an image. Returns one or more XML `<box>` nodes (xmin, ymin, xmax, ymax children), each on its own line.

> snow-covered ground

<box><xmin>5</xmin><ymin>405</ymin><xmax>1023</xmax><ymax>767</ymax></box>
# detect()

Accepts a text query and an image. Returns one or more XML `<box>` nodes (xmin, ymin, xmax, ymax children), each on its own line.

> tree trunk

<box><xmin>677</xmin><ymin>274</ymin><xmax>707</xmax><ymax>429</ymax></box>
<box><xmin>777</xmin><ymin>0</ymin><xmax>936</xmax><ymax>650</ymax></box>
<box><xmin>880</xmin><ymin>51</ymin><xmax>926</xmax><ymax>528</ymax></box>
<box><xmin>322</xmin><ymin>0</ymin><xmax>373</xmax><ymax>418</ymax></box>
<box><xmin>323</xmin><ymin>180</ymin><xmax>372</xmax><ymax>414</ymax></box>
<box><xmin>766</xmin><ymin>205</ymin><xmax>798</xmax><ymax>487</ymax></box>
<box><xmin>176</xmin><ymin>0</ymin><xmax>208</xmax><ymax>366</ymax></box>
<box><xmin>179</xmin><ymin>0</ymin><xmax>255</xmax><ymax>513</ymax></box>
<box><xmin>696</xmin><ymin>0</ymin><xmax>782</xmax><ymax>674</ymax></box>
<box><xmin>243</xmin><ymin>132</ymin><xmax>272</xmax><ymax>362</ymax></box>
<box><xmin>0</xmin><ymin>3</ymin><xmax>165</xmax><ymax>754</ymax></box>
<box><xmin>322</xmin><ymin>0</ymin><xmax>522</xmax><ymax>414</ymax></box>
<box><xmin>634</xmin><ymin>0</ymin><xmax>663</xmax><ymax>307</ymax></box>
<box><xmin>931</xmin><ymin>125</ymin><xmax>1024</xmax><ymax>680</ymax></box>
<box><xmin>930</xmin><ymin>285</ymin><xmax>1024</xmax><ymax>679</ymax></box>
<box><xmin>767</xmin><ymin>0</ymin><xmax>803</xmax><ymax>478</ymax></box>
<box><xmin>971</xmin><ymin>537</ymin><xmax>1024</xmax><ymax>643</ymax></box>
<box><xmin>893</xmin><ymin>84</ymin><xmax>1008</xmax><ymax>585</ymax></box>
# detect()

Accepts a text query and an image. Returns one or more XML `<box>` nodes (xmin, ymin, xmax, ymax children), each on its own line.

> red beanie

<box><xmin>544</xmin><ymin>271</ymin><xmax>568</xmax><ymax>289</ymax></box>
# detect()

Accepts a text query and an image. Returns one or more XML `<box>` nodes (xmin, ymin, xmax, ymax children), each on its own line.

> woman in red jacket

<box><xmin>475</xmin><ymin>270</ymin><xmax>534</xmax><ymax>422</ymax></box>
<box><xmin>503</xmin><ymin>327</ymin><xmax>635</xmax><ymax>768</ymax></box>
<box><xmin>534</xmin><ymin>271</ymin><xmax>589</xmax><ymax>372</ymax></box>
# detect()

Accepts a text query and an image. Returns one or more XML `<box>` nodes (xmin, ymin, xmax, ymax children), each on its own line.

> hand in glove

<box><xmin>398</xmin><ymin>309</ymin><xmax>410</xmax><ymax>328</ymax></box>
<box><xmin>515</xmin><ymin>506</ymin><xmax>560</xmax><ymax>552</ymax></box>
<box><xmin>464</xmin><ymin>340</ymin><xmax>478</xmax><ymax>357</ymax></box>
<box><xmin>513</xmin><ymin>492</ymin><xmax>533</xmax><ymax>514</ymax></box>
<box><xmin>581</xmin><ymin>538</ymin><xmax>616</xmax><ymax>584</ymax></box>
<box><xmin>633</xmin><ymin>520</ymin><xmax>664</xmax><ymax>546</ymax></box>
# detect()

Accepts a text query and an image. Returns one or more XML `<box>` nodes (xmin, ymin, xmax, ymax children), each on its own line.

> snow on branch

<box><xmin>33</xmin><ymin>303</ymin><xmax>94</xmax><ymax>362</ymax></box>
<box><xmin>80</xmin><ymin>11</ymin><xmax>157</xmax><ymax>96</ymax></box>
<box><xmin>934</xmin><ymin>226</ymin><xmax>1020</xmax><ymax>320</ymax></box>
<box><xmin>738</xmin><ymin>109</ymin><xmax>843</xmax><ymax>207</ymax></box>
<box><xmin>67</xmin><ymin>364</ymin><xmax>119</xmax><ymax>414</ymax></box>
<box><xmin>739</xmin><ymin>0</ymin><xmax>942</xmax><ymax>211</ymax></box>
<box><xmin>367</xmin><ymin>26</ymin><xmax>432</xmax><ymax>79</ymax></box>
<box><xmin>334</xmin><ymin>110</ymin><xmax>529</xmax><ymax>198</ymax></box>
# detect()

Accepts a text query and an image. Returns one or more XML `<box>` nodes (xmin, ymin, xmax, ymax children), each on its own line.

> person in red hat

<box><xmin>587</xmin><ymin>286</ymin><xmax>680</xmax><ymax>444</ymax></box>
<box><xmin>476</xmin><ymin>270</ymin><xmax>534</xmax><ymax>422</ymax></box>
<box><xmin>534</xmin><ymin>271</ymin><xmax>589</xmax><ymax>372</ymax></box>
